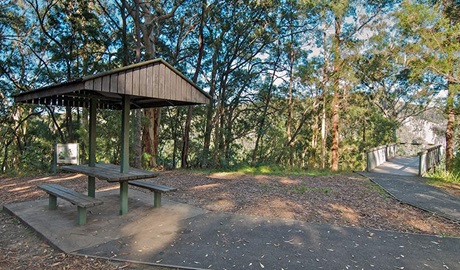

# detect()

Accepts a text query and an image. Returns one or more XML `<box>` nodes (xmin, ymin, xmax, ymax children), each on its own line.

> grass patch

<box><xmin>425</xmin><ymin>168</ymin><xmax>460</xmax><ymax>185</ymax></box>
<box><xmin>197</xmin><ymin>164</ymin><xmax>342</xmax><ymax>177</ymax></box>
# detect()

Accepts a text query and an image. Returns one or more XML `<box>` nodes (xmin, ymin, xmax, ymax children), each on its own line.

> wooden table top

<box><xmin>61</xmin><ymin>163</ymin><xmax>159</xmax><ymax>182</ymax></box>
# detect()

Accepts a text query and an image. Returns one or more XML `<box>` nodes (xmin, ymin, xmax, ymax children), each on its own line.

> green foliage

<box><xmin>426</xmin><ymin>169</ymin><xmax>460</xmax><ymax>185</ymax></box>
<box><xmin>201</xmin><ymin>164</ymin><xmax>341</xmax><ymax>177</ymax></box>
<box><xmin>425</xmin><ymin>155</ymin><xmax>460</xmax><ymax>184</ymax></box>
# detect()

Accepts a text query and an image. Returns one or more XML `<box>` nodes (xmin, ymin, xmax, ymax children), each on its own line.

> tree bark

<box><xmin>132</xmin><ymin>0</ymin><xmax>142</xmax><ymax>168</ymax></box>
<box><xmin>330</xmin><ymin>18</ymin><xmax>342</xmax><ymax>172</ymax></box>
<box><xmin>330</xmin><ymin>91</ymin><xmax>340</xmax><ymax>171</ymax></box>
<box><xmin>445</xmin><ymin>81</ymin><xmax>457</xmax><ymax>172</ymax></box>
<box><xmin>181</xmin><ymin>0</ymin><xmax>206</xmax><ymax>168</ymax></box>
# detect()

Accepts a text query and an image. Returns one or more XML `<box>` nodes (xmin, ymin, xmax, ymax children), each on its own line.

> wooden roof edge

<box><xmin>13</xmin><ymin>80</ymin><xmax>85</xmax><ymax>102</ymax></box>
<box><xmin>14</xmin><ymin>59</ymin><xmax>211</xmax><ymax>103</ymax></box>
<box><xmin>83</xmin><ymin>58</ymin><xmax>211</xmax><ymax>100</ymax></box>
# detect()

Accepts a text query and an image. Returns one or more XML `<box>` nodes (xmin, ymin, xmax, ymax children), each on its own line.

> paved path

<box><xmin>359</xmin><ymin>156</ymin><xmax>460</xmax><ymax>222</ymax></box>
<box><xmin>4</xmin><ymin>189</ymin><xmax>460</xmax><ymax>269</ymax></box>
<box><xmin>370</xmin><ymin>156</ymin><xmax>419</xmax><ymax>176</ymax></box>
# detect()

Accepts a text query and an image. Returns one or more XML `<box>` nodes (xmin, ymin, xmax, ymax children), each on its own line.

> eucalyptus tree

<box><xmin>303</xmin><ymin>0</ymin><xmax>395</xmax><ymax>171</ymax></box>
<box><xmin>121</xmin><ymin>0</ymin><xmax>183</xmax><ymax>168</ymax></box>
<box><xmin>396</xmin><ymin>0</ymin><xmax>459</xmax><ymax>171</ymax></box>
<box><xmin>199</xmin><ymin>0</ymin><xmax>280</xmax><ymax>167</ymax></box>
<box><xmin>353</xmin><ymin>30</ymin><xmax>439</xmax><ymax>146</ymax></box>
<box><xmin>0</xmin><ymin>1</ymin><xmax>32</xmax><ymax>172</ymax></box>
<box><xmin>24</xmin><ymin>0</ymin><xmax>112</xmax><ymax>143</ymax></box>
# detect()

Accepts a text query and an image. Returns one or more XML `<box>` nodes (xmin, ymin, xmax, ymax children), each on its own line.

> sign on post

<box><xmin>56</xmin><ymin>143</ymin><xmax>80</xmax><ymax>165</ymax></box>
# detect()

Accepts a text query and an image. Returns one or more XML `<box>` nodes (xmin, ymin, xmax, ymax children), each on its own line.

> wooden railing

<box><xmin>366</xmin><ymin>143</ymin><xmax>397</xmax><ymax>171</ymax></box>
<box><xmin>418</xmin><ymin>145</ymin><xmax>442</xmax><ymax>176</ymax></box>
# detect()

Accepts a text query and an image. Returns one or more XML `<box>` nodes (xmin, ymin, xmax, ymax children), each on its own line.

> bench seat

<box><xmin>38</xmin><ymin>184</ymin><xmax>103</xmax><ymax>225</ymax></box>
<box><xmin>128</xmin><ymin>180</ymin><xmax>176</xmax><ymax>208</ymax></box>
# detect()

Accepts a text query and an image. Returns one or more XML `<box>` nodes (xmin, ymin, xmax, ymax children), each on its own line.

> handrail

<box><xmin>366</xmin><ymin>143</ymin><xmax>397</xmax><ymax>171</ymax></box>
<box><xmin>418</xmin><ymin>145</ymin><xmax>442</xmax><ymax>176</ymax></box>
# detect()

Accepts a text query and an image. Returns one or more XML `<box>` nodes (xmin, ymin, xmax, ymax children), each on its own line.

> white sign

<box><xmin>56</xmin><ymin>143</ymin><xmax>79</xmax><ymax>164</ymax></box>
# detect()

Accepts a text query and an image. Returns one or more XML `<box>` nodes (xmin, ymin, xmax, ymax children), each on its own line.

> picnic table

<box><xmin>62</xmin><ymin>163</ymin><xmax>159</xmax><ymax>215</ymax></box>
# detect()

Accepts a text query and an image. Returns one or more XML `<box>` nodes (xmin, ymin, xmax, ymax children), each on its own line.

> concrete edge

<box><xmin>70</xmin><ymin>252</ymin><xmax>207</xmax><ymax>270</ymax></box>
<box><xmin>2</xmin><ymin>203</ymin><xmax>66</xmax><ymax>253</ymax></box>
<box><xmin>3</xmin><ymin>200</ymin><xmax>212</xmax><ymax>269</ymax></box>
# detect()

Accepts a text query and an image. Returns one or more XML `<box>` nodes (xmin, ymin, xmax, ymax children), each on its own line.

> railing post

<box><xmin>418</xmin><ymin>151</ymin><xmax>426</xmax><ymax>176</ymax></box>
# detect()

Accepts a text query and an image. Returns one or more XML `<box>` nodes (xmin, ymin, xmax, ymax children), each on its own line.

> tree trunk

<box><xmin>330</xmin><ymin>18</ymin><xmax>342</xmax><ymax>172</ymax></box>
<box><xmin>330</xmin><ymin>91</ymin><xmax>340</xmax><ymax>171</ymax></box>
<box><xmin>132</xmin><ymin>0</ymin><xmax>142</xmax><ymax>168</ymax></box>
<box><xmin>287</xmin><ymin>53</ymin><xmax>294</xmax><ymax>166</ymax></box>
<box><xmin>445</xmin><ymin>82</ymin><xmax>457</xmax><ymax>172</ymax></box>
<box><xmin>311</xmin><ymin>104</ymin><xmax>319</xmax><ymax>168</ymax></box>
<box><xmin>252</xmin><ymin>68</ymin><xmax>276</xmax><ymax>164</ymax></box>
<box><xmin>133</xmin><ymin>110</ymin><xmax>142</xmax><ymax>168</ymax></box>
<box><xmin>142</xmin><ymin>108</ymin><xmax>161</xmax><ymax>168</ymax></box>
<box><xmin>181</xmin><ymin>0</ymin><xmax>207</xmax><ymax>168</ymax></box>
<box><xmin>321</xmin><ymin>100</ymin><xmax>327</xmax><ymax>169</ymax></box>
<box><xmin>65</xmin><ymin>106</ymin><xmax>72</xmax><ymax>142</ymax></box>
<box><xmin>181</xmin><ymin>106</ymin><xmax>193</xmax><ymax>168</ymax></box>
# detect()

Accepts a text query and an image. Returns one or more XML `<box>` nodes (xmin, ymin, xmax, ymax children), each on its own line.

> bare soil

<box><xmin>1</xmin><ymin>171</ymin><xmax>459</xmax><ymax>269</ymax></box>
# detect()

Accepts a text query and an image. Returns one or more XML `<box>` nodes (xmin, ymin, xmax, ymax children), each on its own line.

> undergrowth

<box><xmin>425</xmin><ymin>156</ymin><xmax>460</xmax><ymax>186</ymax></box>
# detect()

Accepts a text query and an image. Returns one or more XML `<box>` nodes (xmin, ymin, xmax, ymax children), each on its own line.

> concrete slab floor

<box><xmin>3</xmin><ymin>188</ymin><xmax>207</xmax><ymax>254</ymax></box>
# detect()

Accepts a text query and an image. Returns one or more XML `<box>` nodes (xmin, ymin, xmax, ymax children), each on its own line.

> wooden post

<box><xmin>88</xmin><ymin>98</ymin><xmax>97</xmax><ymax>198</ymax></box>
<box><xmin>154</xmin><ymin>191</ymin><xmax>162</xmax><ymax>208</ymax></box>
<box><xmin>120</xmin><ymin>95</ymin><xmax>130</xmax><ymax>173</ymax></box>
<box><xmin>49</xmin><ymin>194</ymin><xmax>57</xmax><ymax>210</ymax></box>
<box><xmin>120</xmin><ymin>95</ymin><xmax>130</xmax><ymax>215</ymax></box>
<box><xmin>77</xmin><ymin>206</ymin><xmax>87</xmax><ymax>225</ymax></box>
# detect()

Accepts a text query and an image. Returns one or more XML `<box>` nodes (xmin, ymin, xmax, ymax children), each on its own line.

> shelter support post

<box><xmin>120</xmin><ymin>95</ymin><xmax>130</xmax><ymax>173</ymax></box>
<box><xmin>88</xmin><ymin>98</ymin><xmax>97</xmax><ymax>198</ymax></box>
<box><xmin>120</xmin><ymin>181</ymin><xmax>128</xmax><ymax>215</ymax></box>
<box><xmin>120</xmin><ymin>95</ymin><xmax>130</xmax><ymax>215</ymax></box>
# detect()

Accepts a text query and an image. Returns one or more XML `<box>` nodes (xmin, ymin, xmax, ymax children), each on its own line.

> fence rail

<box><xmin>366</xmin><ymin>143</ymin><xmax>397</xmax><ymax>171</ymax></box>
<box><xmin>418</xmin><ymin>145</ymin><xmax>442</xmax><ymax>176</ymax></box>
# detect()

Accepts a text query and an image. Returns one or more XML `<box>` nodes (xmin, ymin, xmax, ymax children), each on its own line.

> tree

<box><xmin>396</xmin><ymin>0</ymin><xmax>459</xmax><ymax>171</ymax></box>
<box><xmin>305</xmin><ymin>0</ymin><xmax>394</xmax><ymax>170</ymax></box>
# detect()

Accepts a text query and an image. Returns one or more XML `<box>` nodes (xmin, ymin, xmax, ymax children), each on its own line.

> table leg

<box><xmin>120</xmin><ymin>181</ymin><xmax>128</xmax><ymax>215</ymax></box>
<box><xmin>88</xmin><ymin>176</ymin><xmax>96</xmax><ymax>198</ymax></box>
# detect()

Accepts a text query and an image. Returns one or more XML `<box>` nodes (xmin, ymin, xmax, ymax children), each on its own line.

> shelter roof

<box><xmin>14</xmin><ymin>59</ymin><xmax>210</xmax><ymax>109</ymax></box>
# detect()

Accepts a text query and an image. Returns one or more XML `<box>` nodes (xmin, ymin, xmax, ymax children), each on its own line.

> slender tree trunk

<box><xmin>330</xmin><ymin>91</ymin><xmax>340</xmax><ymax>171</ymax></box>
<box><xmin>311</xmin><ymin>104</ymin><xmax>319</xmax><ymax>167</ymax></box>
<box><xmin>320</xmin><ymin>29</ymin><xmax>329</xmax><ymax>169</ymax></box>
<box><xmin>287</xmin><ymin>51</ymin><xmax>294</xmax><ymax>166</ymax></box>
<box><xmin>132</xmin><ymin>0</ymin><xmax>142</xmax><ymax>168</ymax></box>
<box><xmin>321</xmin><ymin>100</ymin><xmax>327</xmax><ymax>169</ymax></box>
<box><xmin>65</xmin><ymin>106</ymin><xmax>72</xmax><ymax>142</ymax></box>
<box><xmin>181</xmin><ymin>0</ymin><xmax>207</xmax><ymax>168</ymax></box>
<box><xmin>252</xmin><ymin>55</ymin><xmax>280</xmax><ymax>165</ymax></box>
<box><xmin>330</xmin><ymin>18</ymin><xmax>342</xmax><ymax>172</ymax></box>
<box><xmin>181</xmin><ymin>107</ymin><xmax>193</xmax><ymax>168</ymax></box>
<box><xmin>445</xmin><ymin>82</ymin><xmax>457</xmax><ymax>172</ymax></box>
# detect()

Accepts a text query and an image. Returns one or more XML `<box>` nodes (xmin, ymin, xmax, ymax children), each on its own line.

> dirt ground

<box><xmin>1</xmin><ymin>171</ymin><xmax>459</xmax><ymax>269</ymax></box>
